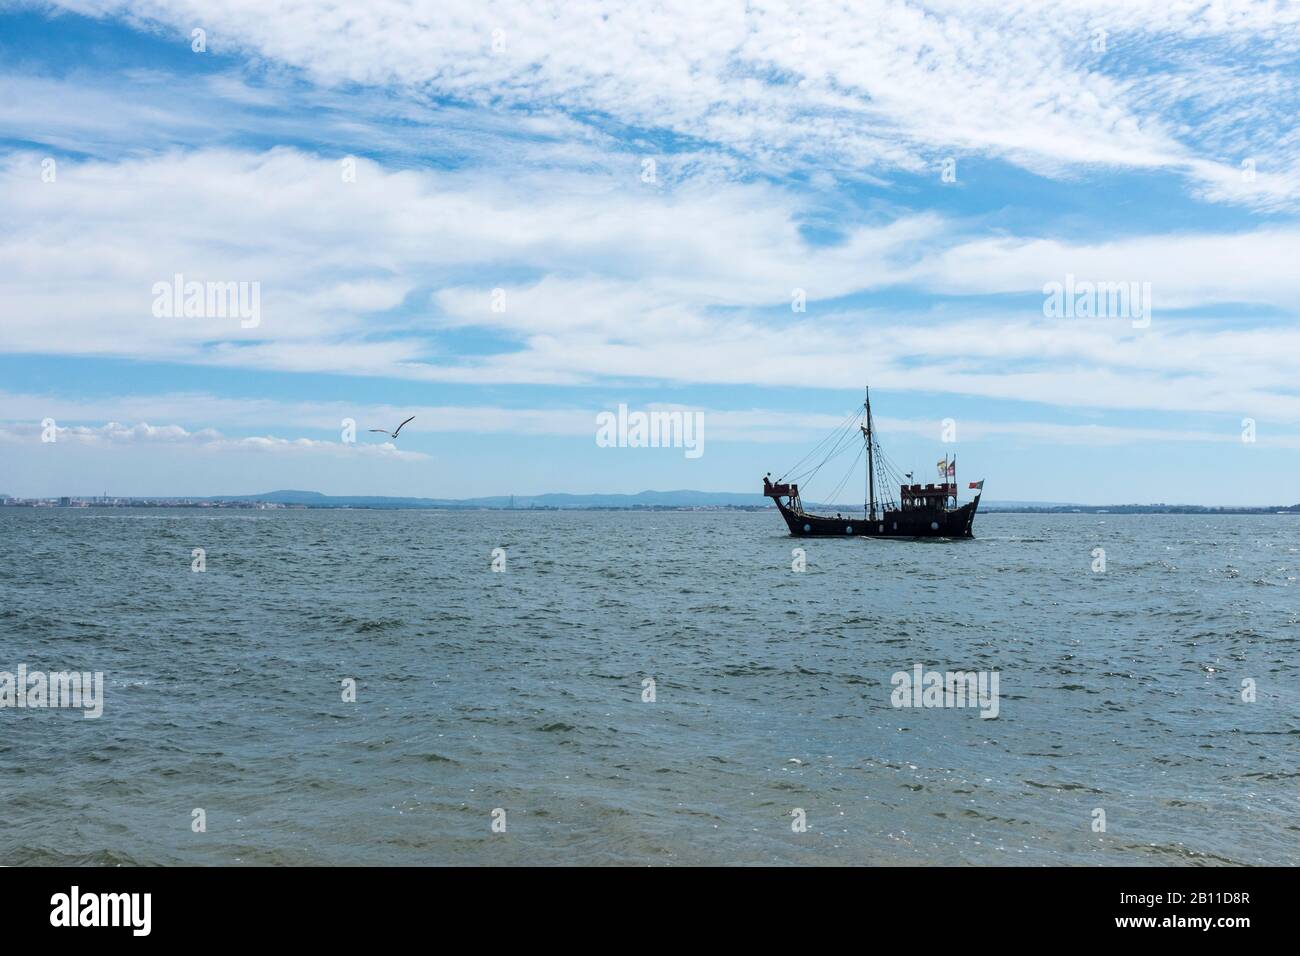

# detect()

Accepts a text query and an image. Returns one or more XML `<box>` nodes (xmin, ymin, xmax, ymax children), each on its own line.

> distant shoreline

<box><xmin>3</xmin><ymin>493</ymin><xmax>1297</xmax><ymax>516</ymax></box>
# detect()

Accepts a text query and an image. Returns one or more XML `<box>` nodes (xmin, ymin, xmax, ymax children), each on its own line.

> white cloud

<box><xmin>911</xmin><ymin>228</ymin><xmax>1300</xmax><ymax>310</ymax></box>
<box><xmin>44</xmin><ymin>0</ymin><xmax>1300</xmax><ymax>206</ymax></box>
<box><xmin>878</xmin><ymin>416</ymin><xmax>1300</xmax><ymax>448</ymax></box>
<box><xmin>0</xmin><ymin>67</ymin><xmax>621</xmax><ymax>175</ymax></box>
<box><xmin>0</xmin><ymin>419</ymin><xmax>429</xmax><ymax>458</ymax></box>
<box><xmin>3</xmin><ymin>145</ymin><xmax>1300</xmax><ymax>422</ymax></box>
<box><xmin>5</xmin><ymin>390</ymin><xmax>1298</xmax><ymax>448</ymax></box>
<box><xmin>0</xmin><ymin>145</ymin><xmax>940</xmax><ymax>362</ymax></box>
<box><xmin>0</xmin><ymin>391</ymin><xmax>845</xmax><ymax>441</ymax></box>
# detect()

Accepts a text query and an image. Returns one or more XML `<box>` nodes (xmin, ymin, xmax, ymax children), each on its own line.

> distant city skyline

<box><xmin>3</xmin><ymin>4</ymin><xmax>1300</xmax><ymax>505</ymax></box>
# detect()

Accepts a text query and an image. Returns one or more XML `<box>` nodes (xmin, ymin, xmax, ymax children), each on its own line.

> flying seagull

<box><xmin>369</xmin><ymin>416</ymin><xmax>415</xmax><ymax>440</ymax></box>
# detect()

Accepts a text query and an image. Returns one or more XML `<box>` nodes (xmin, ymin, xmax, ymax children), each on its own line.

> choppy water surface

<box><xmin>1</xmin><ymin>508</ymin><xmax>1296</xmax><ymax>866</ymax></box>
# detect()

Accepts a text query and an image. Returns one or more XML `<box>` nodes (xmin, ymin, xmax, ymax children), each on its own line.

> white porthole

<box><xmin>931</xmin><ymin>521</ymin><xmax>940</xmax><ymax>531</ymax></box>
<box><xmin>803</xmin><ymin>523</ymin><xmax>811</xmax><ymax>533</ymax></box>
<box><xmin>878</xmin><ymin>524</ymin><xmax>884</xmax><ymax>533</ymax></box>
<box><xmin>845</xmin><ymin>526</ymin><xmax>853</xmax><ymax>534</ymax></box>
<box><xmin>893</xmin><ymin>522</ymin><xmax>897</xmax><ymax>530</ymax></box>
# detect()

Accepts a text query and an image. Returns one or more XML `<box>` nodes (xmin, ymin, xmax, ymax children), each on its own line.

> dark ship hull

<box><xmin>763</xmin><ymin>387</ymin><xmax>983</xmax><ymax>540</ymax></box>
<box><xmin>774</xmin><ymin>494</ymin><xmax>979</xmax><ymax>538</ymax></box>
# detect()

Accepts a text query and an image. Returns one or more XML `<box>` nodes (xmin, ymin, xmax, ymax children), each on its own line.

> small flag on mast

<box><xmin>968</xmin><ymin>480</ymin><xmax>984</xmax><ymax>491</ymax></box>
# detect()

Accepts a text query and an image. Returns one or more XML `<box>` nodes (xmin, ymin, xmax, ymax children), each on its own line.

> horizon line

<box><xmin>4</xmin><ymin>490</ymin><xmax>1298</xmax><ymax>513</ymax></box>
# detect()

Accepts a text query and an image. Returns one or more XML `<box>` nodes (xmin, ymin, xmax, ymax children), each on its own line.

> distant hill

<box><xmin>209</xmin><ymin>489</ymin><xmax>778</xmax><ymax>509</ymax></box>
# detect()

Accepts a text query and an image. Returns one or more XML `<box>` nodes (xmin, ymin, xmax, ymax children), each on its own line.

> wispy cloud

<box><xmin>0</xmin><ymin>420</ymin><xmax>429</xmax><ymax>458</ymax></box>
<box><xmin>5</xmin><ymin>391</ymin><xmax>1296</xmax><ymax>448</ymax></box>
<box><xmin>43</xmin><ymin>0</ymin><xmax>1300</xmax><ymax>206</ymax></box>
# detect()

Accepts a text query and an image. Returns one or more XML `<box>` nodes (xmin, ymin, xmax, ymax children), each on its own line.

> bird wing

<box><xmin>368</xmin><ymin>429</ymin><xmax>391</xmax><ymax>434</ymax></box>
<box><xmin>393</xmin><ymin>416</ymin><xmax>415</xmax><ymax>436</ymax></box>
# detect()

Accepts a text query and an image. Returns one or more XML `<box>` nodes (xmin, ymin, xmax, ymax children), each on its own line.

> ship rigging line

<box><xmin>871</xmin><ymin>440</ymin><xmax>907</xmax><ymax>511</ymax></box>
<box><xmin>779</xmin><ymin>407</ymin><xmax>863</xmax><ymax>485</ymax></box>
<box><xmin>787</xmin><ymin>421</ymin><xmax>860</xmax><ymax>490</ymax></box>
<box><xmin>823</xmin><ymin>441</ymin><xmax>866</xmax><ymax>509</ymax></box>
<box><xmin>778</xmin><ymin>402</ymin><xmax>921</xmax><ymax>513</ymax></box>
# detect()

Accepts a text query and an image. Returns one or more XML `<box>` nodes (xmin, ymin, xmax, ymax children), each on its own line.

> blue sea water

<box><xmin>0</xmin><ymin>508</ymin><xmax>1296</xmax><ymax>865</ymax></box>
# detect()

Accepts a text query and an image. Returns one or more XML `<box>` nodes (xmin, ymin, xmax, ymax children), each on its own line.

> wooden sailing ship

<box><xmin>762</xmin><ymin>389</ymin><xmax>982</xmax><ymax>538</ymax></box>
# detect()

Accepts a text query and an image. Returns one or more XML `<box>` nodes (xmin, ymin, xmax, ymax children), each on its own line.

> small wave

<box><xmin>1024</xmin><ymin>780</ymin><xmax>1104</xmax><ymax>794</ymax></box>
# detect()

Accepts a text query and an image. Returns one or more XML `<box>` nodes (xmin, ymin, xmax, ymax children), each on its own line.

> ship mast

<box><xmin>864</xmin><ymin>387</ymin><xmax>876</xmax><ymax>521</ymax></box>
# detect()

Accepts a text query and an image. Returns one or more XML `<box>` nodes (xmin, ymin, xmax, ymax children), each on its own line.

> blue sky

<box><xmin>2</xmin><ymin>1</ymin><xmax>1299</xmax><ymax>504</ymax></box>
